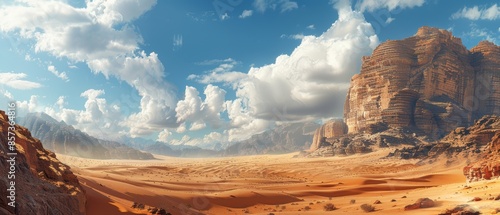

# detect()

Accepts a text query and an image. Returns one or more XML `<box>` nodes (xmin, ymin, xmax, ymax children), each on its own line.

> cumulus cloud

<box><xmin>193</xmin><ymin>1</ymin><xmax>379</xmax><ymax>141</ymax></box>
<box><xmin>44</xmin><ymin>89</ymin><xmax>126</xmax><ymax>140</ymax></box>
<box><xmin>239</xmin><ymin>10</ymin><xmax>253</xmax><ymax>18</ymax></box>
<box><xmin>0</xmin><ymin>0</ymin><xmax>178</xmax><ymax>137</ymax></box>
<box><xmin>17</xmin><ymin>95</ymin><xmax>39</xmax><ymax>113</ymax></box>
<box><xmin>357</xmin><ymin>0</ymin><xmax>425</xmax><ymax>12</ymax></box>
<box><xmin>452</xmin><ymin>4</ymin><xmax>500</xmax><ymax>20</ymax></box>
<box><xmin>157</xmin><ymin>129</ymin><xmax>172</xmax><ymax>143</ymax></box>
<box><xmin>253</xmin><ymin>0</ymin><xmax>299</xmax><ymax>13</ymax></box>
<box><xmin>169</xmin><ymin>132</ymin><xmax>225</xmax><ymax>149</ymax></box>
<box><xmin>47</xmin><ymin>65</ymin><xmax>69</xmax><ymax>81</ymax></box>
<box><xmin>386</xmin><ymin>17</ymin><xmax>395</xmax><ymax>23</ymax></box>
<box><xmin>175</xmin><ymin>85</ymin><xmax>227</xmax><ymax>132</ymax></box>
<box><xmin>0</xmin><ymin>72</ymin><xmax>42</xmax><ymax>90</ymax></box>
<box><xmin>188</xmin><ymin>59</ymin><xmax>247</xmax><ymax>87</ymax></box>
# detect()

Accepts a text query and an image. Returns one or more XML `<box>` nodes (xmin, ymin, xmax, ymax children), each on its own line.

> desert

<box><xmin>58</xmin><ymin>150</ymin><xmax>500</xmax><ymax>215</ymax></box>
<box><xmin>1</xmin><ymin>1</ymin><xmax>500</xmax><ymax>215</ymax></box>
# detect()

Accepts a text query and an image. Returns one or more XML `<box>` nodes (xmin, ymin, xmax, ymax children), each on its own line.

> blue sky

<box><xmin>0</xmin><ymin>0</ymin><xmax>499</xmax><ymax>148</ymax></box>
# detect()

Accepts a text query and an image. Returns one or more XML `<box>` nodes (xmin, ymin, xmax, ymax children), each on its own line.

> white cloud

<box><xmin>188</xmin><ymin>59</ymin><xmax>247</xmax><ymax>87</ymax></box>
<box><xmin>194</xmin><ymin>1</ymin><xmax>379</xmax><ymax>142</ymax></box>
<box><xmin>0</xmin><ymin>72</ymin><xmax>42</xmax><ymax>90</ymax></box>
<box><xmin>239</xmin><ymin>10</ymin><xmax>253</xmax><ymax>18</ymax></box>
<box><xmin>386</xmin><ymin>17</ymin><xmax>395</xmax><ymax>23</ymax></box>
<box><xmin>175</xmin><ymin>85</ymin><xmax>227</xmax><ymax>132</ymax></box>
<box><xmin>47</xmin><ymin>65</ymin><xmax>69</xmax><ymax>81</ymax></box>
<box><xmin>169</xmin><ymin>132</ymin><xmax>225</xmax><ymax>149</ymax></box>
<box><xmin>173</xmin><ymin>34</ymin><xmax>183</xmax><ymax>48</ymax></box>
<box><xmin>358</xmin><ymin>0</ymin><xmax>425</xmax><ymax>12</ymax></box>
<box><xmin>157</xmin><ymin>129</ymin><xmax>171</xmax><ymax>143</ymax></box>
<box><xmin>452</xmin><ymin>4</ymin><xmax>500</xmax><ymax>20</ymax></box>
<box><xmin>0</xmin><ymin>0</ymin><xmax>177</xmax><ymax>137</ymax></box>
<box><xmin>1</xmin><ymin>89</ymin><xmax>13</xmax><ymax>100</ymax></box>
<box><xmin>18</xmin><ymin>95</ymin><xmax>39</xmax><ymax>113</ymax></box>
<box><xmin>221</xmin><ymin>13</ymin><xmax>230</xmax><ymax>20</ymax></box>
<box><xmin>307</xmin><ymin>24</ymin><xmax>315</xmax><ymax>29</ymax></box>
<box><xmin>176</xmin><ymin>123</ymin><xmax>187</xmax><ymax>133</ymax></box>
<box><xmin>56</xmin><ymin>96</ymin><xmax>66</xmax><ymax>109</ymax></box>
<box><xmin>253</xmin><ymin>0</ymin><xmax>298</xmax><ymax>13</ymax></box>
<box><xmin>465</xmin><ymin>26</ymin><xmax>498</xmax><ymax>45</ymax></box>
<box><xmin>44</xmin><ymin>89</ymin><xmax>126</xmax><ymax>140</ymax></box>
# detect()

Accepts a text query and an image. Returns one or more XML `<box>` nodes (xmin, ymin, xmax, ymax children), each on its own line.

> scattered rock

<box><xmin>373</xmin><ymin>200</ymin><xmax>381</xmax><ymax>204</ymax></box>
<box><xmin>360</xmin><ymin>204</ymin><xmax>375</xmax><ymax>213</ymax></box>
<box><xmin>439</xmin><ymin>204</ymin><xmax>480</xmax><ymax>215</ymax></box>
<box><xmin>469</xmin><ymin>197</ymin><xmax>482</xmax><ymax>202</ymax></box>
<box><xmin>404</xmin><ymin>198</ymin><xmax>434</xmax><ymax>210</ymax></box>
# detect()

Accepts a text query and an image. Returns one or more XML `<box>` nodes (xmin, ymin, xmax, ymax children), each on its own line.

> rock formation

<box><xmin>462</xmin><ymin>116</ymin><xmax>500</xmax><ymax>182</ymax></box>
<box><xmin>310</xmin><ymin>119</ymin><xmax>347</xmax><ymax>151</ymax></box>
<box><xmin>20</xmin><ymin>112</ymin><xmax>154</xmax><ymax>160</ymax></box>
<box><xmin>0</xmin><ymin>110</ymin><xmax>86</xmax><ymax>215</ymax></box>
<box><xmin>311</xmin><ymin>26</ymin><xmax>500</xmax><ymax>156</ymax></box>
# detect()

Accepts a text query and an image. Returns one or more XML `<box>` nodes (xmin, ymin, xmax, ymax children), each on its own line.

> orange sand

<box><xmin>57</xmin><ymin>149</ymin><xmax>500</xmax><ymax>215</ymax></box>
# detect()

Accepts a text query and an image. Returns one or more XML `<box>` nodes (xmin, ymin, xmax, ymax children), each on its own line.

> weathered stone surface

<box><xmin>311</xmin><ymin>26</ymin><xmax>500</xmax><ymax>157</ymax></box>
<box><xmin>390</xmin><ymin>115</ymin><xmax>500</xmax><ymax>161</ymax></box>
<box><xmin>462</xmin><ymin>117</ymin><xmax>500</xmax><ymax>182</ymax></box>
<box><xmin>310</xmin><ymin>119</ymin><xmax>347</xmax><ymax>151</ymax></box>
<box><xmin>471</xmin><ymin>41</ymin><xmax>500</xmax><ymax>117</ymax></box>
<box><xmin>404</xmin><ymin>198</ymin><xmax>435</xmax><ymax>211</ymax></box>
<box><xmin>344</xmin><ymin>26</ymin><xmax>497</xmax><ymax>139</ymax></box>
<box><xmin>0</xmin><ymin>110</ymin><xmax>86</xmax><ymax>215</ymax></box>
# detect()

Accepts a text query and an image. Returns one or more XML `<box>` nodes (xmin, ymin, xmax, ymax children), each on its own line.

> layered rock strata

<box><xmin>0</xmin><ymin>110</ymin><xmax>86</xmax><ymax>215</ymax></box>
<box><xmin>311</xmin><ymin>26</ymin><xmax>500</xmax><ymax>156</ymax></box>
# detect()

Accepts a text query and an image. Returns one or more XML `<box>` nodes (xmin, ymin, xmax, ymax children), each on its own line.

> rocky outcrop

<box><xmin>310</xmin><ymin>119</ymin><xmax>347</xmax><ymax>151</ymax></box>
<box><xmin>404</xmin><ymin>198</ymin><xmax>435</xmax><ymax>211</ymax></box>
<box><xmin>389</xmin><ymin>116</ymin><xmax>500</xmax><ymax>173</ymax></box>
<box><xmin>471</xmin><ymin>41</ymin><xmax>500</xmax><ymax>117</ymax></box>
<box><xmin>20</xmin><ymin>112</ymin><xmax>154</xmax><ymax>160</ymax></box>
<box><xmin>308</xmin><ymin>128</ymin><xmax>421</xmax><ymax>157</ymax></box>
<box><xmin>0</xmin><ymin>110</ymin><xmax>86</xmax><ymax>214</ymax></box>
<box><xmin>462</xmin><ymin>117</ymin><xmax>500</xmax><ymax>182</ymax></box>
<box><xmin>344</xmin><ymin>26</ymin><xmax>500</xmax><ymax>139</ymax></box>
<box><xmin>311</xmin><ymin>26</ymin><xmax>500</xmax><ymax>157</ymax></box>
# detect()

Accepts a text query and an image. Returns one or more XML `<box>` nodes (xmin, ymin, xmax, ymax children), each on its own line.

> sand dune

<box><xmin>57</xmin><ymin>151</ymin><xmax>500</xmax><ymax>214</ymax></box>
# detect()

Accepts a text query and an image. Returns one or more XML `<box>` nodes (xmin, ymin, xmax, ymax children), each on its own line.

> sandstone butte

<box><xmin>0</xmin><ymin>110</ymin><xmax>86</xmax><ymax>215</ymax></box>
<box><xmin>311</xmin><ymin>26</ymin><xmax>500</xmax><ymax>151</ymax></box>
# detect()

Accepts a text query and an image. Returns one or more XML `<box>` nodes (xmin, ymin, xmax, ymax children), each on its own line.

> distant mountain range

<box><xmin>19</xmin><ymin>112</ymin><xmax>320</xmax><ymax>158</ymax></box>
<box><xmin>19</xmin><ymin>112</ymin><xmax>154</xmax><ymax>160</ymax></box>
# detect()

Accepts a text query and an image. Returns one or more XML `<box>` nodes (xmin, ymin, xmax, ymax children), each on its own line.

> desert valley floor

<box><xmin>57</xmin><ymin>150</ymin><xmax>500</xmax><ymax>215</ymax></box>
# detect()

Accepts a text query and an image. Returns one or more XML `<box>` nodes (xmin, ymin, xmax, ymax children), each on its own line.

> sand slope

<box><xmin>57</xmin><ymin>150</ymin><xmax>500</xmax><ymax>215</ymax></box>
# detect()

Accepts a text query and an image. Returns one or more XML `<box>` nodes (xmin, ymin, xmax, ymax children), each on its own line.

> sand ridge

<box><xmin>57</xmin><ymin>151</ymin><xmax>500</xmax><ymax>215</ymax></box>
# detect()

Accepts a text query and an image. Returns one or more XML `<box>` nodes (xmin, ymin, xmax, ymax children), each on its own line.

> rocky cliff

<box><xmin>311</xmin><ymin>26</ymin><xmax>500</xmax><ymax>156</ymax></box>
<box><xmin>0</xmin><ymin>110</ymin><xmax>86</xmax><ymax>215</ymax></box>
<box><xmin>20</xmin><ymin>112</ymin><xmax>154</xmax><ymax>160</ymax></box>
<box><xmin>462</xmin><ymin>116</ymin><xmax>500</xmax><ymax>182</ymax></box>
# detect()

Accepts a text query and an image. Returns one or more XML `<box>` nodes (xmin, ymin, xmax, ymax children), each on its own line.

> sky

<box><xmin>0</xmin><ymin>0</ymin><xmax>499</xmax><ymax>148</ymax></box>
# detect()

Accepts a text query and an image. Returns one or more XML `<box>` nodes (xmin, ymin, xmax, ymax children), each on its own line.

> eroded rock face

<box><xmin>344</xmin><ymin>26</ymin><xmax>499</xmax><ymax>139</ymax></box>
<box><xmin>0</xmin><ymin>110</ymin><xmax>86</xmax><ymax>215</ymax></box>
<box><xmin>310</xmin><ymin>120</ymin><xmax>347</xmax><ymax>151</ymax></box>
<box><xmin>390</xmin><ymin>115</ymin><xmax>500</xmax><ymax>161</ymax></box>
<box><xmin>311</xmin><ymin>26</ymin><xmax>500</xmax><ymax>157</ymax></box>
<box><xmin>462</xmin><ymin>117</ymin><xmax>500</xmax><ymax>182</ymax></box>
